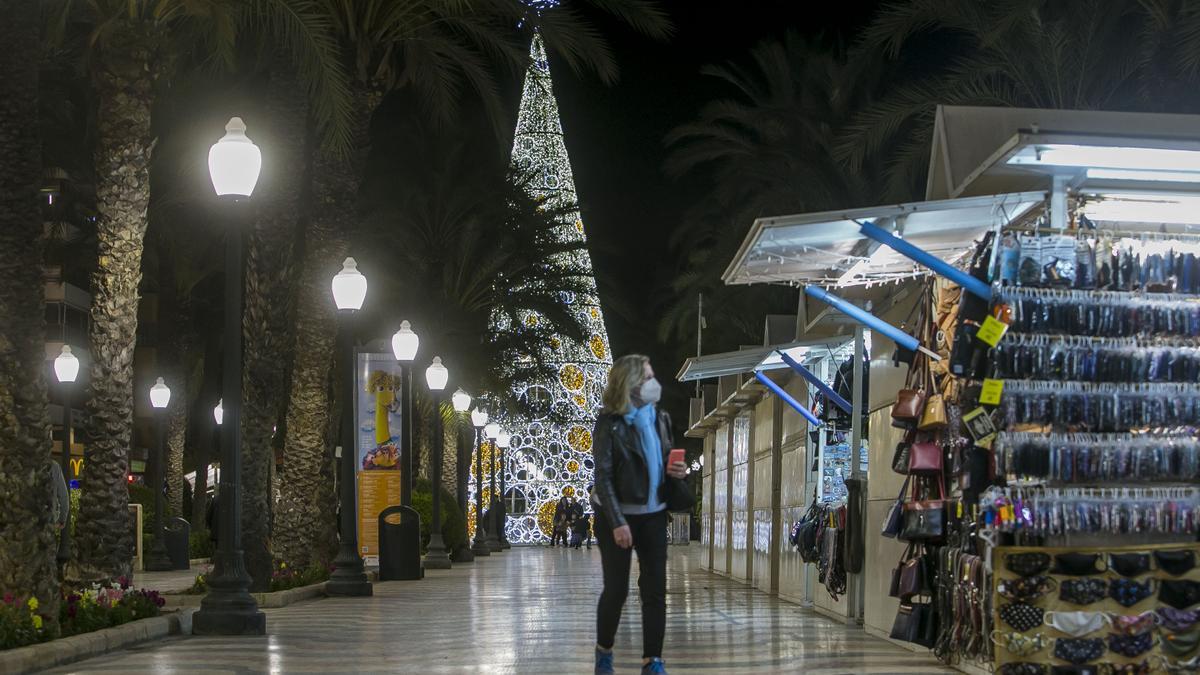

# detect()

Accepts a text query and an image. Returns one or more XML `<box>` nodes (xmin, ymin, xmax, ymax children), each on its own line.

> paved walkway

<box><xmin>52</xmin><ymin>547</ymin><xmax>949</xmax><ymax>674</ymax></box>
<box><xmin>137</xmin><ymin>563</ymin><xmax>212</xmax><ymax>594</ymax></box>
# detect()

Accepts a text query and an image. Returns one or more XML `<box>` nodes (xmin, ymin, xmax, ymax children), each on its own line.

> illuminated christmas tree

<box><xmin>478</xmin><ymin>33</ymin><xmax>613</xmax><ymax>544</ymax></box>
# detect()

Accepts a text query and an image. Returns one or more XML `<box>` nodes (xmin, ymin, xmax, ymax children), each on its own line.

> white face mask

<box><xmin>639</xmin><ymin>377</ymin><xmax>662</xmax><ymax>405</ymax></box>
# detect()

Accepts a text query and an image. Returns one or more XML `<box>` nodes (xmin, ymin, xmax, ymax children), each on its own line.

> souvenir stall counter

<box><xmin>876</xmin><ymin>194</ymin><xmax>1200</xmax><ymax>675</ymax></box>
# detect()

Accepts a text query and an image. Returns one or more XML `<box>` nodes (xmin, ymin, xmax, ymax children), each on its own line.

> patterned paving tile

<box><xmin>49</xmin><ymin>546</ymin><xmax>950</xmax><ymax>674</ymax></box>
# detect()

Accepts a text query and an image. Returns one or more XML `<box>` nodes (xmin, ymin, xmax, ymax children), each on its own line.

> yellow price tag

<box><xmin>979</xmin><ymin>378</ymin><xmax>1004</xmax><ymax>406</ymax></box>
<box><xmin>975</xmin><ymin>315</ymin><xmax>1009</xmax><ymax>347</ymax></box>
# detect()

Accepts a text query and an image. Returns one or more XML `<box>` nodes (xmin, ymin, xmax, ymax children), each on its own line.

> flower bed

<box><xmin>1</xmin><ymin>578</ymin><xmax>165</xmax><ymax>651</ymax></box>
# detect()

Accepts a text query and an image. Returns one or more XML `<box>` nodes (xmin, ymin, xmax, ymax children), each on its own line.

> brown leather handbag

<box><xmin>907</xmin><ymin>439</ymin><xmax>943</xmax><ymax>474</ymax></box>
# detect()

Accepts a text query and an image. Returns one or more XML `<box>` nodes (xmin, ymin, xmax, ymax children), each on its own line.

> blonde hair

<box><xmin>602</xmin><ymin>354</ymin><xmax>650</xmax><ymax>414</ymax></box>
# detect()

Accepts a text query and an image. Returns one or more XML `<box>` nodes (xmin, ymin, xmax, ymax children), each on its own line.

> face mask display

<box><xmin>1008</xmin><ymin>552</ymin><xmax>1053</xmax><ymax>577</ymax></box>
<box><xmin>1162</xmin><ymin>580</ymin><xmax>1200</xmax><ymax>611</ymax></box>
<box><xmin>1053</xmin><ymin>637</ymin><xmax>1106</xmax><ymax>665</ymax></box>
<box><xmin>1162</xmin><ymin>628</ymin><xmax>1200</xmax><ymax>659</ymax></box>
<box><xmin>1159</xmin><ymin>608</ymin><xmax>1200</xmax><ymax>633</ymax></box>
<box><xmin>1044</xmin><ymin>611</ymin><xmax>1110</xmax><ymax>637</ymax></box>
<box><xmin>1060</xmin><ymin>578</ymin><xmax>1108</xmax><ymax>606</ymax></box>
<box><xmin>1002</xmin><ymin>602</ymin><xmax>1047</xmax><ymax>633</ymax></box>
<box><xmin>1108</xmin><ymin>552</ymin><xmax>1153</xmax><ymax>578</ymax></box>
<box><xmin>1161</xmin><ymin>654</ymin><xmax>1200</xmax><ymax>672</ymax></box>
<box><xmin>1106</xmin><ymin>631</ymin><xmax>1155</xmax><ymax>658</ymax></box>
<box><xmin>994</xmin><ymin>631</ymin><xmax>1050</xmax><ymax>657</ymax></box>
<box><xmin>638</xmin><ymin>377</ymin><xmax>662</xmax><ymax>405</ymax></box>
<box><xmin>1054</xmin><ymin>552</ymin><xmax>1106</xmax><ymax>576</ymax></box>
<box><xmin>999</xmin><ymin>575</ymin><xmax>1058</xmax><ymax>603</ymax></box>
<box><xmin>1109</xmin><ymin>578</ymin><xmax>1156</xmax><ymax>608</ymax></box>
<box><xmin>1108</xmin><ymin>611</ymin><xmax>1156</xmax><ymax>636</ymax></box>
<box><xmin>1156</xmin><ymin>550</ymin><xmax>1199</xmax><ymax>577</ymax></box>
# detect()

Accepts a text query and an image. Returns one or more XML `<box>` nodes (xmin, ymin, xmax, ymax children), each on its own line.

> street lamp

<box><xmin>145</xmin><ymin>378</ymin><xmax>173</xmax><ymax>571</ymax></box>
<box><xmin>469</xmin><ymin>408</ymin><xmax>490</xmax><ymax>557</ymax></box>
<box><xmin>423</xmin><ymin>356</ymin><xmax>452</xmax><ymax>569</ymax></box>
<box><xmin>496</xmin><ymin>430</ymin><xmax>512</xmax><ymax>550</ymax></box>
<box><xmin>483</xmin><ymin>423</ymin><xmax>502</xmax><ymax>553</ymax></box>
<box><xmin>327</xmin><ymin>258</ymin><xmax>373</xmax><ymax>597</ymax></box>
<box><xmin>391</xmin><ymin>321</ymin><xmax>418</xmax><ymax>507</ymax></box>
<box><xmin>193</xmin><ymin>116</ymin><xmax>265</xmax><ymax>636</ymax></box>
<box><xmin>450</xmin><ymin>389</ymin><xmax>473</xmax><ymax>563</ymax></box>
<box><xmin>53</xmin><ymin>345</ymin><xmax>78</xmax><ymax>567</ymax></box>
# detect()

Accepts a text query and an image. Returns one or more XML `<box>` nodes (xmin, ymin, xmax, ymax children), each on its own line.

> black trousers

<box><xmin>595</xmin><ymin>509</ymin><xmax>668</xmax><ymax>658</ymax></box>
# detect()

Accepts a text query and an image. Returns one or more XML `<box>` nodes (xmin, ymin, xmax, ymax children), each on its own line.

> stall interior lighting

<box><xmin>1009</xmin><ymin>144</ymin><xmax>1200</xmax><ymax>175</ymax></box>
<box><xmin>1086</xmin><ymin>168</ymin><xmax>1200</xmax><ymax>184</ymax></box>
<box><xmin>1081</xmin><ymin>192</ymin><xmax>1200</xmax><ymax>225</ymax></box>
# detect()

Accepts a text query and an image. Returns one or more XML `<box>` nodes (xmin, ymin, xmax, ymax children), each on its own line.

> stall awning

<box><xmin>721</xmin><ymin>192</ymin><xmax>1045</xmax><ymax>287</ymax></box>
<box><xmin>676</xmin><ymin>336</ymin><xmax>853</xmax><ymax>382</ymax></box>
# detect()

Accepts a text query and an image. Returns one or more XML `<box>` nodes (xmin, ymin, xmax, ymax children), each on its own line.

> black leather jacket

<box><xmin>592</xmin><ymin>407</ymin><xmax>673</xmax><ymax>529</ymax></box>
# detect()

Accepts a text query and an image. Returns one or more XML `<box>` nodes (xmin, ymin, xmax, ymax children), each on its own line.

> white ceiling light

<box><xmin>1086</xmin><ymin>168</ymin><xmax>1200</xmax><ymax>184</ymax></box>
<box><xmin>1009</xmin><ymin>144</ymin><xmax>1200</xmax><ymax>173</ymax></box>
<box><xmin>1081</xmin><ymin>192</ymin><xmax>1200</xmax><ymax>225</ymax></box>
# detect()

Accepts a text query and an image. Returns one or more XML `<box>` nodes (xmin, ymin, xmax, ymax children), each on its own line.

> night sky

<box><xmin>549</xmin><ymin>1</ymin><xmax>879</xmax><ymax>386</ymax></box>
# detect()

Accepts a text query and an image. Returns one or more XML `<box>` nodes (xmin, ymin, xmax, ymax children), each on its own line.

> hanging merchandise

<box><xmin>790</xmin><ymin>499</ymin><xmax>848</xmax><ymax>601</ymax></box>
<box><xmin>874</xmin><ymin>194</ymin><xmax>1200</xmax><ymax>673</ymax></box>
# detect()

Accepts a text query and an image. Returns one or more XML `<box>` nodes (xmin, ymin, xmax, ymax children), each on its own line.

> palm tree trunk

<box><xmin>73</xmin><ymin>26</ymin><xmax>158</xmax><ymax>584</ymax></box>
<box><xmin>164</xmin><ymin>330</ymin><xmax>195</xmax><ymax>517</ymax></box>
<box><xmin>240</xmin><ymin>61</ymin><xmax>306</xmax><ymax>591</ymax></box>
<box><xmin>0</xmin><ymin>0</ymin><xmax>60</xmax><ymax>631</ymax></box>
<box><xmin>277</xmin><ymin>84</ymin><xmax>375</xmax><ymax>569</ymax></box>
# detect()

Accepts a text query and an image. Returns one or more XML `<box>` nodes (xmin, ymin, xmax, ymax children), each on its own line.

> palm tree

<box><xmin>839</xmin><ymin>0</ymin><xmax>1192</xmax><ymax>199</ymax></box>
<box><xmin>273</xmin><ymin>0</ymin><xmax>670</xmax><ymax>568</ymax></box>
<box><xmin>659</xmin><ymin>33</ymin><xmax>888</xmax><ymax>352</ymax></box>
<box><xmin>48</xmin><ymin>0</ymin><xmax>356</xmax><ymax>582</ymax></box>
<box><xmin>0</xmin><ymin>0</ymin><xmax>62</xmax><ymax>630</ymax></box>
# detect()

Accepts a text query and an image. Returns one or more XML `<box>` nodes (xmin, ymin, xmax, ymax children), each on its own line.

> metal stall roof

<box><xmin>676</xmin><ymin>336</ymin><xmax>855</xmax><ymax>383</ymax></box>
<box><xmin>927</xmin><ymin>105</ymin><xmax>1200</xmax><ymax>200</ymax></box>
<box><xmin>721</xmin><ymin>191</ymin><xmax>1045</xmax><ymax>288</ymax></box>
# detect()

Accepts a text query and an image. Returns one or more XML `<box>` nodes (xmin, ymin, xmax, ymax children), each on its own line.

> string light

<box><xmin>476</xmin><ymin>34</ymin><xmax>613</xmax><ymax>544</ymax></box>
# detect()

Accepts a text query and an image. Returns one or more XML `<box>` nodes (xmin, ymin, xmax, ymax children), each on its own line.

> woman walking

<box><xmin>592</xmin><ymin>354</ymin><xmax>687</xmax><ymax>675</ymax></box>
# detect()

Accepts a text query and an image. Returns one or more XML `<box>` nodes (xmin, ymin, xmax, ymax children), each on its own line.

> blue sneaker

<box><xmin>641</xmin><ymin>658</ymin><xmax>667</xmax><ymax>674</ymax></box>
<box><xmin>594</xmin><ymin>647</ymin><xmax>614</xmax><ymax>675</ymax></box>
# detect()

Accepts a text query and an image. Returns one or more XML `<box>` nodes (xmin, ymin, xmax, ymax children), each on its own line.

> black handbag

<box><xmin>899</xmin><ymin>475</ymin><xmax>946</xmax><ymax>543</ymax></box>
<box><xmin>881</xmin><ymin>476</ymin><xmax>910</xmax><ymax>538</ymax></box>
<box><xmin>890</xmin><ymin>602</ymin><xmax>938</xmax><ymax>648</ymax></box>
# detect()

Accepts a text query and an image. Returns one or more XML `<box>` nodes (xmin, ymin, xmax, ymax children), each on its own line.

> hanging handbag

<box><xmin>907</xmin><ymin>439</ymin><xmax>943</xmax><ymax>474</ymax></box>
<box><xmin>881</xmin><ymin>475</ymin><xmax>910</xmax><ymax>538</ymax></box>
<box><xmin>890</xmin><ymin>602</ymin><xmax>938</xmax><ymax>648</ymax></box>
<box><xmin>892</xmin><ymin>289</ymin><xmax>931</xmax><ymax>428</ymax></box>
<box><xmin>899</xmin><ymin>475</ymin><xmax>946</xmax><ymax>542</ymax></box>
<box><xmin>891</xmin><ymin>429</ymin><xmax>915</xmax><ymax>474</ymax></box>
<box><xmin>916</xmin><ymin>295</ymin><xmax>948</xmax><ymax>430</ymax></box>
<box><xmin>899</xmin><ymin>546</ymin><xmax>927</xmax><ymax>600</ymax></box>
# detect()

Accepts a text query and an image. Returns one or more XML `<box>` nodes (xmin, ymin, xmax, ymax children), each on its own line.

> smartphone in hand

<box><xmin>668</xmin><ymin>448</ymin><xmax>685</xmax><ymax>466</ymax></box>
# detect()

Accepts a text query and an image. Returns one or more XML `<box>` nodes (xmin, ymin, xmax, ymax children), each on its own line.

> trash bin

<box><xmin>163</xmin><ymin>517</ymin><xmax>191</xmax><ymax>570</ymax></box>
<box><xmin>378</xmin><ymin>505</ymin><xmax>422</xmax><ymax>581</ymax></box>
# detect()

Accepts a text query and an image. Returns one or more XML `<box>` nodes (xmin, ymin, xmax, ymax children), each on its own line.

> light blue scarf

<box><xmin>619</xmin><ymin>403</ymin><xmax>664</xmax><ymax>515</ymax></box>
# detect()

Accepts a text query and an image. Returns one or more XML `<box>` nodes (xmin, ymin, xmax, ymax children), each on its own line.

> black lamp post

<box><xmin>326</xmin><ymin>257</ymin><xmax>373</xmax><ymax>596</ymax></box>
<box><xmin>496</xmin><ymin>430</ymin><xmax>511</xmax><ymax>550</ymax></box>
<box><xmin>145</xmin><ymin>377</ymin><xmax>174</xmax><ymax>571</ymax></box>
<box><xmin>423</xmin><ymin>357</ymin><xmax>452</xmax><ymax>569</ymax></box>
<box><xmin>470</xmin><ymin>408</ymin><xmax>490</xmax><ymax>557</ymax></box>
<box><xmin>483</xmin><ymin>423</ymin><xmax>502</xmax><ymax>553</ymax></box>
<box><xmin>53</xmin><ymin>345</ymin><xmax>79</xmax><ymax>567</ymax></box>
<box><xmin>391</xmin><ymin>322</ymin><xmax>418</xmax><ymax>507</ymax></box>
<box><xmin>450</xmin><ymin>388</ymin><xmax>473</xmax><ymax>563</ymax></box>
<box><xmin>193</xmin><ymin>116</ymin><xmax>265</xmax><ymax>636</ymax></box>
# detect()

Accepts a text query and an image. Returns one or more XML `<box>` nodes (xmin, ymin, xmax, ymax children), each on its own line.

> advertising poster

<box><xmin>354</xmin><ymin>352</ymin><xmax>403</xmax><ymax>562</ymax></box>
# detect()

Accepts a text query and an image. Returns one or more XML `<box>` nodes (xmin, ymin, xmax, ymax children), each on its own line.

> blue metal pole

<box><xmin>804</xmin><ymin>285</ymin><xmax>919</xmax><ymax>352</ymax></box>
<box><xmin>776</xmin><ymin>351</ymin><xmax>852</xmax><ymax>414</ymax></box>
<box><xmin>858</xmin><ymin>220</ymin><xmax>991</xmax><ymax>300</ymax></box>
<box><xmin>754</xmin><ymin>371</ymin><xmax>821</xmax><ymax>427</ymax></box>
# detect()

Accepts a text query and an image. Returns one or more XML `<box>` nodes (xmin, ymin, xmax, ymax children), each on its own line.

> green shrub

<box><xmin>411</xmin><ymin>478</ymin><xmax>467</xmax><ymax>555</ymax></box>
<box><xmin>188</xmin><ymin>530</ymin><xmax>213</xmax><ymax>559</ymax></box>
<box><xmin>127</xmin><ymin>483</ymin><xmax>156</xmax><ymax>534</ymax></box>
<box><xmin>0</xmin><ymin>596</ymin><xmax>46</xmax><ymax>650</ymax></box>
<box><xmin>269</xmin><ymin>561</ymin><xmax>331</xmax><ymax>592</ymax></box>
